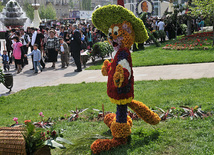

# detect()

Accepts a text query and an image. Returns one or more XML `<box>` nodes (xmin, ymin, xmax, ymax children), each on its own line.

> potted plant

<box><xmin>23</xmin><ymin>120</ymin><xmax>72</xmax><ymax>155</ymax></box>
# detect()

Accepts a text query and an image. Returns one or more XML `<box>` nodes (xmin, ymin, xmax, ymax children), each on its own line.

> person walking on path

<box><xmin>25</xmin><ymin>44</ymin><xmax>42</xmax><ymax>74</ymax></box>
<box><xmin>70</xmin><ymin>24</ymin><xmax>82</xmax><ymax>72</ymax></box>
<box><xmin>59</xmin><ymin>38</ymin><xmax>69</xmax><ymax>68</ymax></box>
<box><xmin>45</xmin><ymin>30</ymin><xmax>60</xmax><ymax>69</ymax></box>
<box><xmin>20</xmin><ymin>28</ymin><xmax>30</xmax><ymax>67</ymax></box>
<box><xmin>12</xmin><ymin>36</ymin><xmax>23</xmax><ymax>74</ymax></box>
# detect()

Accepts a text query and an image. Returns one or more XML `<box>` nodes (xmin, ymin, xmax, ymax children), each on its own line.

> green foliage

<box><xmin>92</xmin><ymin>5</ymin><xmax>149</xmax><ymax>43</ymax></box>
<box><xmin>92</xmin><ymin>41</ymin><xmax>113</xmax><ymax>60</ymax></box>
<box><xmin>180</xmin><ymin>24</ymin><xmax>187</xmax><ymax>35</ymax></box>
<box><xmin>39</xmin><ymin>5</ymin><xmax>46</xmax><ymax>20</ymax></box>
<box><xmin>23</xmin><ymin>0</ymin><xmax>34</xmax><ymax>20</ymax></box>
<box><xmin>190</xmin><ymin>0</ymin><xmax>214</xmax><ymax>45</ymax></box>
<box><xmin>189</xmin><ymin>0</ymin><xmax>214</xmax><ymax>17</ymax></box>
<box><xmin>0</xmin><ymin>67</ymin><xmax>4</xmax><ymax>84</ymax></box>
<box><xmin>23</xmin><ymin>1</ymin><xmax>57</xmax><ymax>20</ymax></box>
<box><xmin>45</xmin><ymin>3</ymin><xmax>57</xmax><ymax>20</ymax></box>
<box><xmin>0</xmin><ymin>2</ymin><xmax>4</xmax><ymax>12</ymax></box>
<box><xmin>81</xmin><ymin>0</ymin><xmax>91</xmax><ymax>10</ymax></box>
<box><xmin>69</xmin><ymin>0</ymin><xmax>74</xmax><ymax>8</ymax></box>
<box><xmin>159</xmin><ymin>30</ymin><xmax>166</xmax><ymax>38</ymax></box>
<box><xmin>139</xmin><ymin>12</ymin><xmax>160</xmax><ymax>47</ymax></box>
<box><xmin>23</xmin><ymin>123</ymin><xmax>44</xmax><ymax>154</ymax></box>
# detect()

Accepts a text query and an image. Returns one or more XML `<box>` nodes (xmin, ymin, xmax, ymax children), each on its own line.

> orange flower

<box><xmin>24</xmin><ymin>120</ymin><xmax>31</xmax><ymax>125</ymax></box>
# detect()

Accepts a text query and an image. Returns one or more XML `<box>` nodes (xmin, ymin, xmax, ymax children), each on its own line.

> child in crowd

<box><xmin>0</xmin><ymin>50</ymin><xmax>10</xmax><ymax>72</ymax></box>
<box><xmin>59</xmin><ymin>38</ymin><xmax>69</xmax><ymax>68</ymax></box>
<box><xmin>25</xmin><ymin>44</ymin><xmax>42</xmax><ymax>74</ymax></box>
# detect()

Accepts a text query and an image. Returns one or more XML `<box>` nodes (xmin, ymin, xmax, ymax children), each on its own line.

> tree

<box><xmin>69</xmin><ymin>0</ymin><xmax>74</xmax><ymax>8</ymax></box>
<box><xmin>23</xmin><ymin>0</ymin><xmax>34</xmax><ymax>20</ymax></box>
<box><xmin>23</xmin><ymin>1</ymin><xmax>56</xmax><ymax>21</ymax></box>
<box><xmin>189</xmin><ymin>0</ymin><xmax>214</xmax><ymax>46</ymax></box>
<box><xmin>0</xmin><ymin>2</ymin><xmax>5</xmax><ymax>12</ymax></box>
<box><xmin>39</xmin><ymin>5</ymin><xmax>46</xmax><ymax>19</ymax></box>
<box><xmin>45</xmin><ymin>3</ymin><xmax>57</xmax><ymax>20</ymax></box>
<box><xmin>81</xmin><ymin>0</ymin><xmax>91</xmax><ymax>10</ymax></box>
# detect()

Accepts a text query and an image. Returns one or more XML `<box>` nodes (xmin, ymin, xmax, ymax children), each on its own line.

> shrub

<box><xmin>91</xmin><ymin>41</ymin><xmax>113</xmax><ymax>61</ymax></box>
<box><xmin>180</xmin><ymin>24</ymin><xmax>187</xmax><ymax>35</ymax></box>
<box><xmin>152</xmin><ymin>30</ymin><xmax>160</xmax><ymax>39</ymax></box>
<box><xmin>159</xmin><ymin>30</ymin><xmax>166</xmax><ymax>39</ymax></box>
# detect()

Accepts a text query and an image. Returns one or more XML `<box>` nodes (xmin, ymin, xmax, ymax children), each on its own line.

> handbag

<box><xmin>43</xmin><ymin>53</ymin><xmax>49</xmax><ymax>62</ymax></box>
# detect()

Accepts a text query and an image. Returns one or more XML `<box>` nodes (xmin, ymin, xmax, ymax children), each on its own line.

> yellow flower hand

<box><xmin>101</xmin><ymin>60</ymin><xmax>110</xmax><ymax>76</ymax></box>
<box><xmin>113</xmin><ymin>64</ymin><xmax>124</xmax><ymax>88</ymax></box>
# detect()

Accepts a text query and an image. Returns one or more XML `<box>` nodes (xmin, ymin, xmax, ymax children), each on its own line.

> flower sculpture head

<box><xmin>108</xmin><ymin>21</ymin><xmax>135</xmax><ymax>51</ymax></box>
<box><xmin>92</xmin><ymin>5</ymin><xmax>149</xmax><ymax>48</ymax></box>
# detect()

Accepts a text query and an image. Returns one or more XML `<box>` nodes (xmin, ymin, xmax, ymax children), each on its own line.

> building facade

<box><xmin>15</xmin><ymin>0</ymin><xmax>70</xmax><ymax>19</ymax></box>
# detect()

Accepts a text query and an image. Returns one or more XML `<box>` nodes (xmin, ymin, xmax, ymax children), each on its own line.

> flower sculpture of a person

<box><xmin>91</xmin><ymin>5</ymin><xmax>161</xmax><ymax>154</ymax></box>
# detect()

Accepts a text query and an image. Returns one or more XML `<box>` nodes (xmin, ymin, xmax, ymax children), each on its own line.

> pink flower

<box><xmin>13</xmin><ymin>117</ymin><xmax>18</xmax><ymax>122</ymax></box>
<box><xmin>13</xmin><ymin>117</ymin><xmax>18</xmax><ymax>124</ymax></box>
<box><xmin>42</xmin><ymin>115</ymin><xmax>44</xmax><ymax>117</ymax></box>
<box><xmin>39</xmin><ymin>112</ymin><xmax>43</xmax><ymax>116</ymax></box>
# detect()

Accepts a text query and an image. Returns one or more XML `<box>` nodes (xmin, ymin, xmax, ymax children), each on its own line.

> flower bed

<box><xmin>163</xmin><ymin>31</ymin><xmax>213</xmax><ymax>50</ymax></box>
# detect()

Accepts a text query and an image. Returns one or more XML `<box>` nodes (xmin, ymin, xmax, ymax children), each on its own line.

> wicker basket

<box><xmin>0</xmin><ymin>127</ymin><xmax>26</xmax><ymax>155</ymax></box>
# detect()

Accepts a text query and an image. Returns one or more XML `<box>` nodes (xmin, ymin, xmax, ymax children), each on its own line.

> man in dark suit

<box><xmin>70</xmin><ymin>24</ymin><xmax>82</xmax><ymax>72</ymax></box>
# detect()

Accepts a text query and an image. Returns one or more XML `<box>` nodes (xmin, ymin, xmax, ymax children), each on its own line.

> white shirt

<box><xmin>60</xmin><ymin>44</ymin><xmax>64</xmax><ymax>52</ymax></box>
<box><xmin>31</xmin><ymin>31</ymin><xmax>37</xmax><ymax>46</ymax></box>
<box><xmin>158</xmin><ymin>21</ymin><xmax>165</xmax><ymax>31</ymax></box>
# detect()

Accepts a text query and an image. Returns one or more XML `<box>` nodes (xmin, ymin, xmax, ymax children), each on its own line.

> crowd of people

<box><xmin>1</xmin><ymin>22</ymin><xmax>104</xmax><ymax>74</ymax></box>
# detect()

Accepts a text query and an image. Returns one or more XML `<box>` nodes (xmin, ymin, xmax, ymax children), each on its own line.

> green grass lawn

<box><xmin>86</xmin><ymin>42</ymin><xmax>214</xmax><ymax>70</ymax></box>
<box><xmin>0</xmin><ymin>78</ymin><xmax>214</xmax><ymax>154</ymax></box>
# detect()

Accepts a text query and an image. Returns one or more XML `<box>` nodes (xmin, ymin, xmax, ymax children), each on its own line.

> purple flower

<box><xmin>39</xmin><ymin>112</ymin><xmax>43</xmax><ymax>116</ymax></box>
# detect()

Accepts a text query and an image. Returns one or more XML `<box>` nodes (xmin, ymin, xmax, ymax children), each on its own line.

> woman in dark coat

<box><xmin>45</xmin><ymin>30</ymin><xmax>59</xmax><ymax>68</ymax></box>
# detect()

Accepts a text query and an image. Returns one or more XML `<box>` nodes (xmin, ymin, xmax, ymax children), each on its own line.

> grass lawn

<box><xmin>0</xmin><ymin>78</ymin><xmax>214</xmax><ymax>154</ymax></box>
<box><xmin>86</xmin><ymin>41</ymin><xmax>214</xmax><ymax>70</ymax></box>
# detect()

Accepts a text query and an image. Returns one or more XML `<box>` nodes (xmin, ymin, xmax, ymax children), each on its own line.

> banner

<box><xmin>80</xmin><ymin>11</ymin><xmax>94</xmax><ymax>20</ymax></box>
<box><xmin>136</xmin><ymin>0</ymin><xmax>154</xmax><ymax>15</ymax></box>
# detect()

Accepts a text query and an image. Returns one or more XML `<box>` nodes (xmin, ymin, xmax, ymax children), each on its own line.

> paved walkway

<box><xmin>1</xmin><ymin>58</ymin><xmax>214</xmax><ymax>96</ymax></box>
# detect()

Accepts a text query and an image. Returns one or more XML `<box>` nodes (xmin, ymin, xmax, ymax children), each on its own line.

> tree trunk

<box><xmin>117</xmin><ymin>0</ymin><xmax>124</xmax><ymax>7</ymax></box>
<box><xmin>187</xmin><ymin>19</ymin><xmax>192</xmax><ymax>35</ymax></box>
